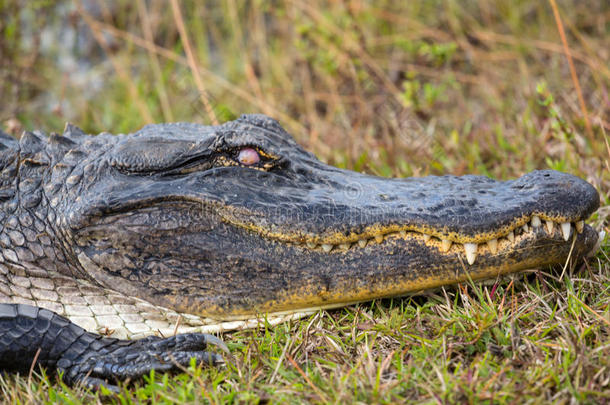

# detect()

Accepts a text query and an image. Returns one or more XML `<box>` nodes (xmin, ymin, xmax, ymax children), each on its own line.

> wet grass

<box><xmin>1</xmin><ymin>0</ymin><xmax>609</xmax><ymax>403</ymax></box>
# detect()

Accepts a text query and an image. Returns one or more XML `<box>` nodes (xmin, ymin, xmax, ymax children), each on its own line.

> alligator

<box><xmin>0</xmin><ymin>114</ymin><xmax>601</xmax><ymax>391</ymax></box>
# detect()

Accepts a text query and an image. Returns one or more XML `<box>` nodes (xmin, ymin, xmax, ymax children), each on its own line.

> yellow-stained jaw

<box><xmin>200</xmin><ymin>223</ymin><xmax>600</xmax><ymax>320</ymax></box>
<box><xmin>224</xmin><ymin>212</ymin><xmax>589</xmax><ymax>265</ymax></box>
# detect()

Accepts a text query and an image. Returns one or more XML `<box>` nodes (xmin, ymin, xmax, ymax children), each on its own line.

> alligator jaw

<box><xmin>73</xmin><ymin>196</ymin><xmax>599</xmax><ymax>320</ymax></box>
<box><xmin>179</xmin><ymin>224</ymin><xmax>601</xmax><ymax>325</ymax></box>
<box><xmin>262</xmin><ymin>215</ymin><xmax>592</xmax><ymax>264</ymax></box>
<box><xmin>179</xmin><ymin>220</ymin><xmax>599</xmax><ymax>319</ymax></box>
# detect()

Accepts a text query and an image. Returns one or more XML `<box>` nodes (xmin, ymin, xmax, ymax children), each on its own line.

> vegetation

<box><xmin>1</xmin><ymin>0</ymin><xmax>608</xmax><ymax>403</ymax></box>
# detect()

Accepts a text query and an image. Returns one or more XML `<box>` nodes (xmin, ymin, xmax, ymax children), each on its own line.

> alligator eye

<box><xmin>238</xmin><ymin>148</ymin><xmax>260</xmax><ymax>166</ymax></box>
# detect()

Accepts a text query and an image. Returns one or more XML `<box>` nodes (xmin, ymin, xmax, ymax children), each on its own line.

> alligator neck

<box><xmin>0</xmin><ymin>130</ymin><xmax>75</xmax><ymax>276</ymax></box>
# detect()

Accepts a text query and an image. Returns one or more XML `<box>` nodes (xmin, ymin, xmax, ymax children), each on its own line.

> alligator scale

<box><xmin>0</xmin><ymin>114</ymin><xmax>601</xmax><ymax>389</ymax></box>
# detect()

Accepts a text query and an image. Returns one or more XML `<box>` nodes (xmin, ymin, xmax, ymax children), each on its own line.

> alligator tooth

<box><xmin>560</xmin><ymin>222</ymin><xmax>571</xmax><ymax>241</ymax></box>
<box><xmin>307</xmin><ymin>242</ymin><xmax>317</xmax><ymax>249</ymax></box>
<box><xmin>575</xmin><ymin>220</ymin><xmax>584</xmax><ymax>233</ymax></box>
<box><xmin>545</xmin><ymin>220</ymin><xmax>554</xmax><ymax>234</ymax></box>
<box><xmin>339</xmin><ymin>243</ymin><xmax>351</xmax><ymax>250</ymax></box>
<box><xmin>399</xmin><ymin>230</ymin><xmax>407</xmax><ymax>237</ymax></box>
<box><xmin>522</xmin><ymin>224</ymin><xmax>529</xmax><ymax>232</ymax></box>
<box><xmin>487</xmin><ymin>238</ymin><xmax>498</xmax><ymax>254</ymax></box>
<box><xmin>375</xmin><ymin>234</ymin><xmax>384</xmax><ymax>244</ymax></box>
<box><xmin>322</xmin><ymin>244</ymin><xmax>334</xmax><ymax>252</ymax></box>
<box><xmin>464</xmin><ymin>243</ymin><xmax>478</xmax><ymax>265</ymax></box>
<box><xmin>358</xmin><ymin>239</ymin><xmax>368</xmax><ymax>248</ymax></box>
<box><xmin>531</xmin><ymin>215</ymin><xmax>541</xmax><ymax>228</ymax></box>
<box><xmin>440</xmin><ymin>239</ymin><xmax>452</xmax><ymax>252</ymax></box>
<box><xmin>507</xmin><ymin>231</ymin><xmax>515</xmax><ymax>243</ymax></box>
<box><xmin>423</xmin><ymin>234</ymin><xmax>432</xmax><ymax>242</ymax></box>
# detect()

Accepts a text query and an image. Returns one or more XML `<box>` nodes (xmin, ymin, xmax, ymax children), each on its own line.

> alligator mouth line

<box><xmin>233</xmin><ymin>214</ymin><xmax>590</xmax><ymax>265</ymax></box>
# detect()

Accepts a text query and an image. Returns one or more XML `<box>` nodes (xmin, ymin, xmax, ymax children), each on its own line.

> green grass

<box><xmin>1</xmin><ymin>0</ymin><xmax>609</xmax><ymax>403</ymax></box>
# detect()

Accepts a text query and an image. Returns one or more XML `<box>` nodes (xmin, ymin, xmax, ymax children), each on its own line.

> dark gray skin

<box><xmin>0</xmin><ymin>303</ymin><xmax>225</xmax><ymax>393</ymax></box>
<box><xmin>0</xmin><ymin>114</ymin><xmax>600</xmax><ymax>388</ymax></box>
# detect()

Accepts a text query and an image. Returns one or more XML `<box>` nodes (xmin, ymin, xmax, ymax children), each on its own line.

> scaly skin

<box><xmin>0</xmin><ymin>114</ymin><xmax>600</xmax><ymax>387</ymax></box>
<box><xmin>0</xmin><ymin>303</ymin><xmax>226</xmax><ymax>392</ymax></box>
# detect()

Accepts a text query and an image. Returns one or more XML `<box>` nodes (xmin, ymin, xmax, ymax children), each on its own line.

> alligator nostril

<box><xmin>238</xmin><ymin>148</ymin><xmax>260</xmax><ymax>165</ymax></box>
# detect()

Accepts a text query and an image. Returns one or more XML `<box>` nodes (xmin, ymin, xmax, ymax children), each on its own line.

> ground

<box><xmin>0</xmin><ymin>0</ymin><xmax>609</xmax><ymax>403</ymax></box>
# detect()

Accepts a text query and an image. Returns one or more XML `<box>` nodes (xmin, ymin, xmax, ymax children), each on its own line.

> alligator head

<box><xmin>1</xmin><ymin>114</ymin><xmax>600</xmax><ymax>320</ymax></box>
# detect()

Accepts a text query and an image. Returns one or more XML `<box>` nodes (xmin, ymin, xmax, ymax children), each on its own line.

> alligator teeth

<box><xmin>464</xmin><ymin>243</ymin><xmax>478</xmax><ymax>265</ymax></box>
<box><xmin>531</xmin><ymin>215</ymin><xmax>541</xmax><ymax>228</ymax></box>
<box><xmin>560</xmin><ymin>222</ymin><xmax>571</xmax><ymax>241</ymax></box>
<box><xmin>487</xmin><ymin>238</ymin><xmax>498</xmax><ymax>254</ymax></box>
<box><xmin>294</xmin><ymin>220</ymin><xmax>579</xmax><ymax>253</ymax></box>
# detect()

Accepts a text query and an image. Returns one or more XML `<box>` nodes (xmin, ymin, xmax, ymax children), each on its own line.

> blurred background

<box><xmin>0</xmin><ymin>1</ymin><xmax>608</xmax><ymax>197</ymax></box>
<box><xmin>1</xmin><ymin>2</ymin><xmax>609</xmax><ymax>400</ymax></box>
